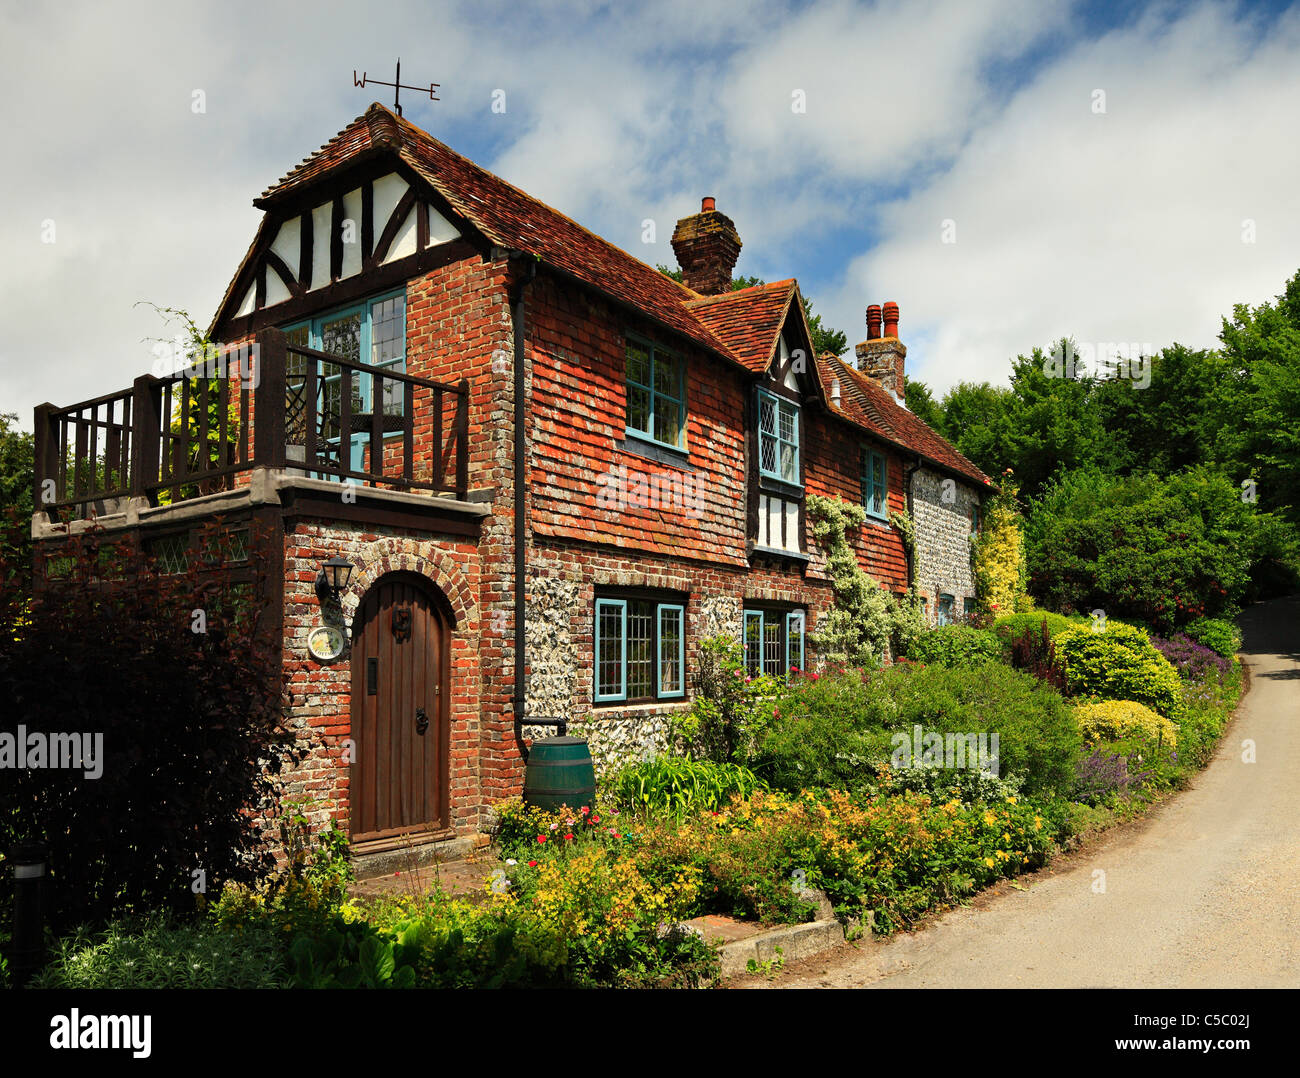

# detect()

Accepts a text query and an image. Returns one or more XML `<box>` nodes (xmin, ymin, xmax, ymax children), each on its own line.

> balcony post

<box><xmin>255</xmin><ymin>328</ymin><xmax>287</xmax><ymax>470</ymax></box>
<box><xmin>130</xmin><ymin>375</ymin><xmax>162</xmax><ymax>500</ymax></box>
<box><xmin>456</xmin><ymin>379</ymin><xmax>469</xmax><ymax>497</ymax></box>
<box><xmin>31</xmin><ymin>403</ymin><xmax>58</xmax><ymax>516</ymax></box>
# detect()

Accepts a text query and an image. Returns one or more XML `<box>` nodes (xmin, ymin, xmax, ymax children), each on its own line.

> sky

<box><xmin>2</xmin><ymin>0</ymin><xmax>1298</xmax><ymax>432</ymax></box>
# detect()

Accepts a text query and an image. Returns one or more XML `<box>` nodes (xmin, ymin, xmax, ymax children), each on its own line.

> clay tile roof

<box><xmin>258</xmin><ymin>105</ymin><xmax>992</xmax><ymax>489</ymax></box>
<box><xmin>819</xmin><ymin>355</ymin><xmax>996</xmax><ymax>490</ymax></box>
<box><xmin>260</xmin><ymin>104</ymin><xmax>742</xmax><ymax>366</ymax></box>
<box><xmin>685</xmin><ymin>280</ymin><xmax>798</xmax><ymax>372</ymax></box>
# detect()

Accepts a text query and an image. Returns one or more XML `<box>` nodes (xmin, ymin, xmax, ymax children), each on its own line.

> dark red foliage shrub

<box><xmin>1008</xmin><ymin>618</ymin><xmax>1067</xmax><ymax>692</ymax></box>
<box><xmin>0</xmin><ymin>516</ymin><xmax>299</xmax><ymax>931</ymax></box>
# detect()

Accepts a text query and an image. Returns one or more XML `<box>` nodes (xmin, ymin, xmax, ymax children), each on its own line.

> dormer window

<box><xmin>758</xmin><ymin>390</ymin><xmax>800</xmax><ymax>483</ymax></box>
<box><xmin>625</xmin><ymin>335</ymin><xmax>685</xmax><ymax>450</ymax></box>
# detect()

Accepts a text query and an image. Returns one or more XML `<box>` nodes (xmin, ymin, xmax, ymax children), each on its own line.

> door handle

<box><xmin>415</xmin><ymin>706</ymin><xmax>429</xmax><ymax>735</ymax></box>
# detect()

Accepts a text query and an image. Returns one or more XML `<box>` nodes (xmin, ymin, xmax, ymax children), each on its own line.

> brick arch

<box><xmin>340</xmin><ymin>540</ymin><xmax>477</xmax><ymax>633</ymax></box>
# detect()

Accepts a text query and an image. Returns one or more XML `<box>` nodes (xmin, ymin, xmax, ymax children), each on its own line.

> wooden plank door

<box><xmin>350</xmin><ymin>576</ymin><xmax>448</xmax><ymax>845</ymax></box>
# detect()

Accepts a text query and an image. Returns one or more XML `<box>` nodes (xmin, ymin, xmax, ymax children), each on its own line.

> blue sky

<box><xmin>2</xmin><ymin>0</ymin><xmax>1298</xmax><ymax>427</ymax></box>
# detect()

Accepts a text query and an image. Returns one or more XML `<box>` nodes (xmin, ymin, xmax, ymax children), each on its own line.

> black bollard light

<box><xmin>8</xmin><ymin>842</ymin><xmax>49</xmax><ymax>988</ymax></box>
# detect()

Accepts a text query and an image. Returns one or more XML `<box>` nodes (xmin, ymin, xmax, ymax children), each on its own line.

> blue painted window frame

<box><xmin>658</xmin><ymin>604</ymin><xmax>685</xmax><ymax>699</ymax></box>
<box><xmin>594</xmin><ymin>596</ymin><xmax>687</xmax><ymax>703</ymax></box>
<box><xmin>937</xmin><ymin>594</ymin><xmax>955</xmax><ymax>626</ymax></box>
<box><xmin>758</xmin><ymin>390</ymin><xmax>800</xmax><ymax>484</ymax></box>
<box><xmin>283</xmin><ymin>289</ymin><xmax>407</xmax><ymax>472</ymax></box>
<box><xmin>743</xmin><ymin>607</ymin><xmax>805</xmax><ymax>679</ymax></box>
<box><xmin>863</xmin><ymin>448</ymin><xmax>889</xmax><ymax>521</ymax></box>
<box><xmin>786</xmin><ymin>610</ymin><xmax>806</xmax><ymax>675</ymax></box>
<box><xmin>624</xmin><ymin>333</ymin><xmax>686</xmax><ymax>451</ymax></box>
<box><xmin>594</xmin><ymin>598</ymin><xmax>627</xmax><ymax>702</ymax></box>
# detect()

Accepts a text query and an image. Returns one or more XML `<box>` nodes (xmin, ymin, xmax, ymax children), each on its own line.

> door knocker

<box><xmin>392</xmin><ymin>605</ymin><xmax>412</xmax><ymax>642</ymax></box>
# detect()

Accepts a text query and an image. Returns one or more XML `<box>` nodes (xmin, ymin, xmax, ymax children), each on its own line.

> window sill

<box><xmin>618</xmin><ymin>432</ymin><xmax>691</xmax><ymax>469</ymax></box>
<box><xmin>748</xmin><ymin>544</ymin><xmax>811</xmax><ymax>564</ymax></box>
<box><xmin>758</xmin><ymin>474</ymin><xmax>803</xmax><ymax>496</ymax></box>
<box><xmin>591</xmin><ymin>698</ymin><xmax>692</xmax><ymax>711</ymax></box>
<box><xmin>862</xmin><ymin>513</ymin><xmax>893</xmax><ymax>529</ymax></box>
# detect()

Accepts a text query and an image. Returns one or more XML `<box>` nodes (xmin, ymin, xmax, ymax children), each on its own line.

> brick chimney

<box><xmin>856</xmin><ymin>300</ymin><xmax>907</xmax><ymax>403</ymax></box>
<box><xmin>671</xmin><ymin>197</ymin><xmax>742</xmax><ymax>295</ymax></box>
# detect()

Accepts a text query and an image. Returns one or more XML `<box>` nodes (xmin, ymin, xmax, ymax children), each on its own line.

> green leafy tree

<box><xmin>1215</xmin><ymin>270</ymin><xmax>1300</xmax><ymax>526</ymax></box>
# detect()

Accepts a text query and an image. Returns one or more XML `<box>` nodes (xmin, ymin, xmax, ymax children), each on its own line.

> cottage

<box><xmin>30</xmin><ymin>103</ymin><xmax>994</xmax><ymax>871</ymax></box>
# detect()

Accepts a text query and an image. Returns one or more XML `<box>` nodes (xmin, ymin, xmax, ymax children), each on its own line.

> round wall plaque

<box><xmin>307</xmin><ymin>625</ymin><xmax>347</xmax><ymax>662</ymax></box>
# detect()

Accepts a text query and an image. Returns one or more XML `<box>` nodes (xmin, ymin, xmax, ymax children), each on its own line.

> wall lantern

<box><xmin>315</xmin><ymin>556</ymin><xmax>354</xmax><ymax>603</ymax></box>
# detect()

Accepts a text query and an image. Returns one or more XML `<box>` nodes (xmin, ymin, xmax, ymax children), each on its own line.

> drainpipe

<box><xmin>903</xmin><ymin>454</ymin><xmax>923</xmax><ymax>588</ymax></box>
<box><xmin>509</xmin><ymin>255</ymin><xmax>537</xmax><ymax>757</ymax></box>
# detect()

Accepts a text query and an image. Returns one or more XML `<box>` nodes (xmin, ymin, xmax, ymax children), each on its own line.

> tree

<box><xmin>0</xmin><ymin>412</ymin><xmax>34</xmax><ymax>610</ymax></box>
<box><xmin>1215</xmin><ymin>270</ymin><xmax>1300</xmax><ymax>526</ymax></box>
<box><xmin>901</xmin><ymin>378</ymin><xmax>943</xmax><ymax>430</ymax></box>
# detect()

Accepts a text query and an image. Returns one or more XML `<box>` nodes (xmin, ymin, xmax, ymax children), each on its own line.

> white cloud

<box><xmin>823</xmin><ymin>1</ymin><xmax>1300</xmax><ymax>392</ymax></box>
<box><xmin>2</xmin><ymin>0</ymin><xmax>1297</xmax><ymax>428</ymax></box>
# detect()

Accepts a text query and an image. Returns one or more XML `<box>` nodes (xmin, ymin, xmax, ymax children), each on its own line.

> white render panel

<box><xmin>265</xmin><ymin>266</ymin><xmax>290</xmax><ymax>307</ymax></box>
<box><xmin>268</xmin><ymin>216</ymin><xmax>301</xmax><ymax>281</ymax></box>
<box><xmin>341</xmin><ymin>188</ymin><xmax>363</xmax><ymax>279</ymax></box>
<box><xmin>427</xmin><ymin>203</ymin><xmax>460</xmax><ymax>246</ymax></box>
<box><xmin>384</xmin><ymin>206</ymin><xmax>418</xmax><ymax>264</ymax></box>
<box><xmin>309</xmin><ymin>203</ymin><xmax>333</xmax><ymax>291</ymax></box>
<box><xmin>783</xmin><ymin>500</ymin><xmax>800</xmax><ymax>551</ymax></box>
<box><xmin>234</xmin><ymin>284</ymin><xmax>256</xmax><ymax>318</ymax></box>
<box><xmin>371</xmin><ymin>173</ymin><xmax>409</xmax><ymax>236</ymax></box>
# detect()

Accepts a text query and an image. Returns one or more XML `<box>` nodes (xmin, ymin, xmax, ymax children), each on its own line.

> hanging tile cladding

<box><xmin>803</xmin><ymin>413</ymin><xmax>910</xmax><ymax>592</ymax></box>
<box><xmin>526</xmin><ymin>273</ymin><xmax>748</xmax><ymax>564</ymax></box>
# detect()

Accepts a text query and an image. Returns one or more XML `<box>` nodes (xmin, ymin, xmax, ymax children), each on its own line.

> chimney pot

<box><xmin>883</xmin><ymin>301</ymin><xmax>900</xmax><ymax>338</ymax></box>
<box><xmin>701</xmin><ymin>196</ymin><xmax>716</xmax><ymax>212</ymax></box>
<box><xmin>866</xmin><ymin>304</ymin><xmax>882</xmax><ymax>341</ymax></box>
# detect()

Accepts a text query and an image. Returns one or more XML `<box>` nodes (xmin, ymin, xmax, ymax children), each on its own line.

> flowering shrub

<box><xmin>1071</xmin><ymin>749</ymin><xmax>1149</xmax><ymax>804</ymax></box>
<box><xmin>756</xmin><ymin>663</ymin><xmax>1081</xmax><ymax>797</ymax></box>
<box><xmin>673</xmin><ymin>635</ymin><xmax>783</xmax><ymax>762</ymax></box>
<box><xmin>1073</xmin><ymin>699</ymin><xmax>1178</xmax><ymax>750</ymax></box>
<box><xmin>972</xmin><ymin>476</ymin><xmax>1030</xmax><ymax>618</ymax></box>
<box><xmin>1150</xmin><ymin>633</ymin><xmax>1232</xmax><ymax>682</ymax></box>
<box><xmin>1055</xmin><ymin>623</ymin><xmax>1185</xmax><ymax>718</ymax></box>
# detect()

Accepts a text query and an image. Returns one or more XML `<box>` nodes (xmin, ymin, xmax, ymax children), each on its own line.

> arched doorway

<box><xmin>349</xmin><ymin>573</ymin><xmax>451</xmax><ymax>847</ymax></box>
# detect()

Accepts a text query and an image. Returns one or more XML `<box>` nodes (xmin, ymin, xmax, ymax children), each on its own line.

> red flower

<box><xmin>564</xmin><ymin>833</ymin><xmax>574</xmax><ymax>841</ymax></box>
<box><xmin>580</xmin><ymin>806</ymin><xmax>590</xmax><ymax>815</ymax></box>
<box><xmin>527</xmin><ymin>860</ymin><xmax>538</xmax><ymax>867</ymax></box>
<box><xmin>590</xmin><ymin>815</ymin><xmax>601</xmax><ymax>824</ymax></box>
<box><xmin>536</xmin><ymin>835</ymin><xmax>547</xmax><ymax>844</ymax></box>
<box><xmin>611</xmin><ymin>831</ymin><xmax>622</xmax><ymax>839</ymax></box>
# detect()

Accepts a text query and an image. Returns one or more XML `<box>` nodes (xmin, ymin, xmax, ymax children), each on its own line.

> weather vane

<box><xmin>353</xmin><ymin>59</ymin><xmax>439</xmax><ymax>117</ymax></box>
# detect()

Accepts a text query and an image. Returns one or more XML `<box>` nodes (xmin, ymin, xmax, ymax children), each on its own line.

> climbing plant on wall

<box><xmin>807</xmin><ymin>495</ymin><xmax>923</xmax><ymax>665</ymax></box>
<box><xmin>972</xmin><ymin>470</ymin><xmax>1030</xmax><ymax>617</ymax></box>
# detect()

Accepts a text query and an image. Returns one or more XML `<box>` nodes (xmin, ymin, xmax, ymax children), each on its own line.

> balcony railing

<box><xmin>33</xmin><ymin>328</ymin><xmax>470</xmax><ymax>522</ymax></box>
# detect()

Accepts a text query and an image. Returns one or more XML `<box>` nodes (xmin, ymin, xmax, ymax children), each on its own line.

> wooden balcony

<box><xmin>32</xmin><ymin>328</ymin><xmax>471</xmax><ymax>524</ymax></box>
